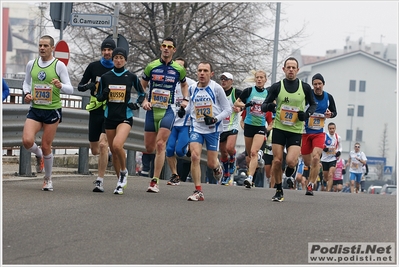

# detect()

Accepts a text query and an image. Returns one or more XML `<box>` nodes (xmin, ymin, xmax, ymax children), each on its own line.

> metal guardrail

<box><xmin>2</xmin><ymin>78</ymin><xmax>209</xmax><ymax>181</ymax></box>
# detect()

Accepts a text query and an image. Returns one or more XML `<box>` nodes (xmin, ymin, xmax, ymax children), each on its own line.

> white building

<box><xmin>297</xmin><ymin>50</ymin><xmax>397</xmax><ymax>172</ymax></box>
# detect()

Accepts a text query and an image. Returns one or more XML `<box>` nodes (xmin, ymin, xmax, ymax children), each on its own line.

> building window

<box><xmin>349</xmin><ymin>80</ymin><xmax>356</xmax><ymax>91</ymax></box>
<box><xmin>347</xmin><ymin>106</ymin><xmax>355</xmax><ymax>116</ymax></box>
<box><xmin>357</xmin><ymin>105</ymin><xmax>364</xmax><ymax>117</ymax></box>
<box><xmin>359</xmin><ymin>80</ymin><xmax>366</xmax><ymax>92</ymax></box>
<box><xmin>355</xmin><ymin>130</ymin><xmax>363</xmax><ymax>142</ymax></box>
<box><xmin>346</xmin><ymin>129</ymin><xmax>353</xmax><ymax>141</ymax></box>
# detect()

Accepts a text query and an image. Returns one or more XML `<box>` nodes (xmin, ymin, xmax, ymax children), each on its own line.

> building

<box><xmin>296</xmin><ymin>49</ymin><xmax>397</xmax><ymax>180</ymax></box>
<box><xmin>2</xmin><ymin>2</ymin><xmax>40</xmax><ymax>77</ymax></box>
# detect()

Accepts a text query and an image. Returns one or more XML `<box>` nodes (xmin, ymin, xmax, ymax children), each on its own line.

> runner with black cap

<box><xmin>78</xmin><ymin>38</ymin><xmax>116</xmax><ymax>193</ymax></box>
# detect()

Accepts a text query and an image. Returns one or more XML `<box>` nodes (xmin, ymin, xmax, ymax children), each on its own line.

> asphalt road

<box><xmin>2</xmin><ymin>174</ymin><xmax>397</xmax><ymax>265</ymax></box>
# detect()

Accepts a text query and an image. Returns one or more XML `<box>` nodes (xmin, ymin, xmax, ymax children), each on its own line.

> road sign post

<box><xmin>54</xmin><ymin>40</ymin><xmax>70</xmax><ymax>66</ymax></box>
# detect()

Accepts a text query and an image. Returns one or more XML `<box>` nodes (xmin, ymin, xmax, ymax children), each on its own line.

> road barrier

<box><xmin>2</xmin><ymin>79</ymin><xmax>209</xmax><ymax>181</ymax></box>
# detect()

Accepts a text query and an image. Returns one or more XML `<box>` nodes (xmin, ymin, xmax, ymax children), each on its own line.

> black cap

<box><xmin>101</xmin><ymin>39</ymin><xmax>116</xmax><ymax>50</ymax></box>
<box><xmin>112</xmin><ymin>47</ymin><xmax>127</xmax><ymax>60</ymax></box>
<box><xmin>312</xmin><ymin>73</ymin><xmax>325</xmax><ymax>85</ymax></box>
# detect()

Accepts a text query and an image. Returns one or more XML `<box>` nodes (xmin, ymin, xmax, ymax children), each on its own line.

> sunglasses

<box><xmin>220</xmin><ymin>78</ymin><xmax>231</xmax><ymax>81</ymax></box>
<box><xmin>355</xmin><ymin>146</ymin><xmax>360</xmax><ymax>148</ymax></box>
<box><xmin>161</xmin><ymin>44</ymin><xmax>175</xmax><ymax>49</ymax></box>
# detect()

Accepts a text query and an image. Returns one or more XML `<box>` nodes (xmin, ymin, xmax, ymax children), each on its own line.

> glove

<box><xmin>297</xmin><ymin>111</ymin><xmax>310</xmax><ymax>121</ymax></box>
<box><xmin>87</xmin><ymin>83</ymin><xmax>97</xmax><ymax>96</ymax></box>
<box><xmin>177</xmin><ymin>106</ymin><xmax>186</xmax><ymax>118</ymax></box>
<box><xmin>245</xmin><ymin>101</ymin><xmax>254</xmax><ymax>108</ymax></box>
<box><xmin>128</xmin><ymin>102</ymin><xmax>140</xmax><ymax>110</ymax></box>
<box><xmin>83</xmin><ymin>82</ymin><xmax>96</xmax><ymax>95</ymax></box>
<box><xmin>204</xmin><ymin>114</ymin><xmax>217</xmax><ymax>125</ymax></box>
<box><xmin>261</xmin><ymin>102</ymin><xmax>276</xmax><ymax>113</ymax></box>
<box><xmin>323</xmin><ymin>147</ymin><xmax>329</xmax><ymax>152</ymax></box>
<box><xmin>335</xmin><ymin>151</ymin><xmax>341</xmax><ymax>157</ymax></box>
<box><xmin>342</xmin><ymin>169</ymin><xmax>346</xmax><ymax>175</ymax></box>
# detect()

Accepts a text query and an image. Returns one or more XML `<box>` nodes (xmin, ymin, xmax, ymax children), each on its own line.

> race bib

<box><xmin>325</xmin><ymin>147</ymin><xmax>336</xmax><ymax>155</ymax></box>
<box><xmin>249</xmin><ymin>97</ymin><xmax>264</xmax><ymax>116</ymax></box>
<box><xmin>151</xmin><ymin>89</ymin><xmax>170</xmax><ymax>109</ymax></box>
<box><xmin>108</xmin><ymin>85</ymin><xmax>126</xmax><ymax>103</ymax></box>
<box><xmin>194</xmin><ymin>101</ymin><xmax>213</xmax><ymax>122</ymax></box>
<box><xmin>33</xmin><ymin>84</ymin><xmax>52</xmax><ymax>105</ymax></box>
<box><xmin>351</xmin><ymin>162</ymin><xmax>359</xmax><ymax>169</ymax></box>
<box><xmin>280</xmin><ymin>105</ymin><xmax>299</xmax><ymax>125</ymax></box>
<box><xmin>308</xmin><ymin>112</ymin><xmax>325</xmax><ymax>130</ymax></box>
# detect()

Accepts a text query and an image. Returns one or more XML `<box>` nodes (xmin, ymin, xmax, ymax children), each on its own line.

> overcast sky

<box><xmin>280</xmin><ymin>1</ymin><xmax>398</xmax><ymax>56</ymax></box>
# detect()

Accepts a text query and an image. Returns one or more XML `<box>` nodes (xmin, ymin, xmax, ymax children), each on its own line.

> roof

<box><xmin>301</xmin><ymin>50</ymin><xmax>397</xmax><ymax>69</ymax></box>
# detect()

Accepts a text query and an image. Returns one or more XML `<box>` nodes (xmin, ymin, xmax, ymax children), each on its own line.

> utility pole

<box><xmin>271</xmin><ymin>2</ymin><xmax>281</xmax><ymax>84</ymax></box>
<box><xmin>113</xmin><ymin>3</ymin><xmax>120</xmax><ymax>45</ymax></box>
<box><xmin>38</xmin><ymin>3</ymin><xmax>46</xmax><ymax>37</ymax></box>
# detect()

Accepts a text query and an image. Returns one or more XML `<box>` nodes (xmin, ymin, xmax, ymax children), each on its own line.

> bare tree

<box><xmin>379</xmin><ymin>123</ymin><xmax>389</xmax><ymax>160</ymax></box>
<box><xmin>41</xmin><ymin>2</ymin><xmax>305</xmax><ymax>87</ymax></box>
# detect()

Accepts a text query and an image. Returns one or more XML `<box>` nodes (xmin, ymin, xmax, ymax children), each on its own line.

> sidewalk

<box><xmin>2</xmin><ymin>155</ymin><xmax>115</xmax><ymax>180</ymax></box>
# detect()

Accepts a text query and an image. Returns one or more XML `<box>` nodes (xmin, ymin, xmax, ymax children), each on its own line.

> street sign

<box><xmin>384</xmin><ymin>166</ymin><xmax>393</xmax><ymax>175</ymax></box>
<box><xmin>54</xmin><ymin>40</ymin><xmax>70</xmax><ymax>66</ymax></box>
<box><xmin>70</xmin><ymin>13</ymin><xmax>112</xmax><ymax>28</ymax></box>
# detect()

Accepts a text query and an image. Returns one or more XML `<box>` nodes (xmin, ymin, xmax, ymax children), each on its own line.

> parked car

<box><xmin>367</xmin><ymin>185</ymin><xmax>382</xmax><ymax>194</ymax></box>
<box><xmin>380</xmin><ymin>184</ymin><xmax>397</xmax><ymax>195</ymax></box>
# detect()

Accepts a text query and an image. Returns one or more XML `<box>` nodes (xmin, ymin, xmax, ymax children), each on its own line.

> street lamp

<box><xmin>347</xmin><ymin>104</ymin><xmax>355</xmax><ymax>153</ymax></box>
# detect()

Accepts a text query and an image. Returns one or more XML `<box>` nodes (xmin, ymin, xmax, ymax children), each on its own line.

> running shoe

<box><xmin>305</xmin><ymin>183</ymin><xmax>314</xmax><ymax>196</ymax></box>
<box><xmin>114</xmin><ymin>186</ymin><xmax>124</xmax><ymax>195</ymax></box>
<box><xmin>187</xmin><ymin>190</ymin><xmax>204</xmax><ymax>201</ymax></box>
<box><xmin>42</xmin><ymin>177</ymin><xmax>53</xmax><ymax>191</ymax></box>
<box><xmin>114</xmin><ymin>170</ymin><xmax>128</xmax><ymax>195</ymax></box>
<box><xmin>36</xmin><ymin>156</ymin><xmax>44</xmax><ymax>173</ymax></box>
<box><xmin>147</xmin><ymin>178</ymin><xmax>160</xmax><ymax>193</ymax></box>
<box><xmin>272</xmin><ymin>189</ymin><xmax>284</xmax><ymax>202</ymax></box>
<box><xmin>93</xmin><ymin>180</ymin><xmax>104</xmax><ymax>192</ymax></box>
<box><xmin>286</xmin><ymin>177</ymin><xmax>294</xmax><ymax>189</ymax></box>
<box><xmin>228</xmin><ymin>160</ymin><xmax>236</xmax><ymax>175</ymax></box>
<box><xmin>213</xmin><ymin>164</ymin><xmax>223</xmax><ymax>183</ymax></box>
<box><xmin>167</xmin><ymin>174</ymin><xmax>180</xmax><ymax>186</ymax></box>
<box><xmin>221</xmin><ymin>175</ymin><xmax>231</xmax><ymax>186</ymax></box>
<box><xmin>243</xmin><ymin>176</ymin><xmax>254</xmax><ymax>188</ymax></box>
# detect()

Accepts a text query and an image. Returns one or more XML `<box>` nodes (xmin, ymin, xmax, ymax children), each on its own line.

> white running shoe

<box><xmin>93</xmin><ymin>180</ymin><xmax>104</xmax><ymax>192</ymax></box>
<box><xmin>42</xmin><ymin>177</ymin><xmax>53</xmax><ymax>191</ymax></box>
<box><xmin>187</xmin><ymin>190</ymin><xmax>204</xmax><ymax>201</ymax></box>
<box><xmin>147</xmin><ymin>178</ymin><xmax>160</xmax><ymax>193</ymax></box>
